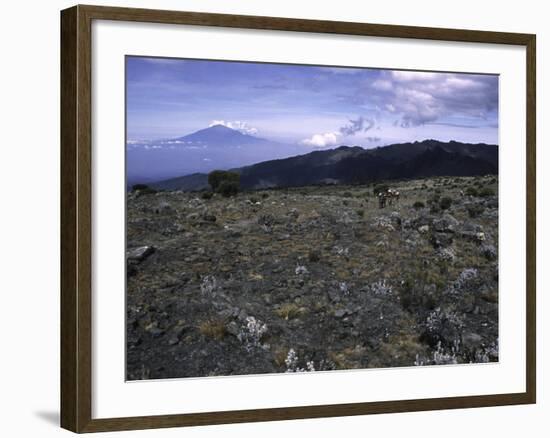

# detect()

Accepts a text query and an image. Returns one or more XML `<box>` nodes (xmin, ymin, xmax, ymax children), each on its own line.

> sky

<box><xmin>126</xmin><ymin>56</ymin><xmax>499</xmax><ymax>148</ymax></box>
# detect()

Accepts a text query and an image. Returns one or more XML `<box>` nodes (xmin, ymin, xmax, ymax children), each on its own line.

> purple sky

<box><xmin>126</xmin><ymin>56</ymin><xmax>498</xmax><ymax>148</ymax></box>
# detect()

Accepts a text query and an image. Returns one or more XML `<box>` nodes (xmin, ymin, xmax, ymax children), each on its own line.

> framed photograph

<box><xmin>60</xmin><ymin>4</ymin><xmax>536</xmax><ymax>433</ymax></box>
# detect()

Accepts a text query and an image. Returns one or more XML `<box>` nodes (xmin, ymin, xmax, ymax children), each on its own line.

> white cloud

<box><xmin>301</xmin><ymin>132</ymin><xmax>340</xmax><ymax>148</ymax></box>
<box><xmin>372</xmin><ymin>79</ymin><xmax>393</xmax><ymax>91</ymax></box>
<box><xmin>317</xmin><ymin>67</ymin><xmax>360</xmax><ymax>75</ymax></box>
<box><xmin>209</xmin><ymin>120</ymin><xmax>258</xmax><ymax>135</ymax></box>
<box><xmin>391</xmin><ymin>71</ymin><xmax>439</xmax><ymax>82</ymax></box>
<box><xmin>366</xmin><ymin>71</ymin><xmax>498</xmax><ymax>127</ymax></box>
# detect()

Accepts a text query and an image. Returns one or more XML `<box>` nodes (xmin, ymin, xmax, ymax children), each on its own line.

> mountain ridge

<box><xmin>149</xmin><ymin>139</ymin><xmax>498</xmax><ymax>191</ymax></box>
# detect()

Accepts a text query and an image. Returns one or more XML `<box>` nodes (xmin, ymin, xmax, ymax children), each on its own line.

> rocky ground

<box><xmin>126</xmin><ymin>175</ymin><xmax>499</xmax><ymax>380</ymax></box>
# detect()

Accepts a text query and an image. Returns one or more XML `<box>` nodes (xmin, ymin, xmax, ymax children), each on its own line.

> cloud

<box><xmin>141</xmin><ymin>57</ymin><xmax>185</xmax><ymax>66</ymax></box>
<box><xmin>301</xmin><ymin>132</ymin><xmax>340</xmax><ymax>148</ymax></box>
<box><xmin>317</xmin><ymin>67</ymin><xmax>360</xmax><ymax>75</ymax></box>
<box><xmin>339</xmin><ymin>116</ymin><xmax>375</xmax><ymax>136</ymax></box>
<box><xmin>366</xmin><ymin>71</ymin><xmax>499</xmax><ymax>127</ymax></box>
<box><xmin>372</xmin><ymin>79</ymin><xmax>393</xmax><ymax>91</ymax></box>
<box><xmin>209</xmin><ymin>120</ymin><xmax>258</xmax><ymax>135</ymax></box>
<box><xmin>365</xmin><ymin>136</ymin><xmax>382</xmax><ymax>142</ymax></box>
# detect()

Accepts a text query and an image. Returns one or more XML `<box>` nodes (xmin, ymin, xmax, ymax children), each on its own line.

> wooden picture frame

<box><xmin>61</xmin><ymin>4</ymin><xmax>536</xmax><ymax>433</ymax></box>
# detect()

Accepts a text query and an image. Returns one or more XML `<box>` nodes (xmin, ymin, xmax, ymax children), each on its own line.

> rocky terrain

<box><xmin>126</xmin><ymin>175</ymin><xmax>498</xmax><ymax>380</ymax></box>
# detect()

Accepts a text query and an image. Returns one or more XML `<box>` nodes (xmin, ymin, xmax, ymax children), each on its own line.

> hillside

<box><xmin>150</xmin><ymin>140</ymin><xmax>498</xmax><ymax>191</ymax></box>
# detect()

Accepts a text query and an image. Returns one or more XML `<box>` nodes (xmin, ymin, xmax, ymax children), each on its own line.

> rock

<box><xmin>462</xmin><ymin>332</ymin><xmax>483</xmax><ymax>351</ymax></box>
<box><xmin>334</xmin><ymin>308</ymin><xmax>348</xmax><ymax>318</ymax></box>
<box><xmin>390</xmin><ymin>211</ymin><xmax>402</xmax><ymax>229</ymax></box>
<box><xmin>154</xmin><ymin>201</ymin><xmax>172</xmax><ymax>214</ymax></box>
<box><xmin>127</xmin><ymin>246</ymin><xmax>155</xmax><ymax>262</ymax></box>
<box><xmin>167</xmin><ymin>336</ymin><xmax>180</xmax><ymax>346</ymax></box>
<box><xmin>436</xmin><ymin>247</ymin><xmax>456</xmax><ymax>262</ymax></box>
<box><xmin>418</xmin><ymin>225</ymin><xmax>429</xmax><ymax>234</ymax></box>
<box><xmin>257</xmin><ymin>214</ymin><xmax>275</xmax><ymax>227</ymax></box>
<box><xmin>430</xmin><ymin>232</ymin><xmax>453</xmax><ymax>248</ymax></box>
<box><xmin>481</xmin><ymin>244</ymin><xmax>497</xmax><ymax>260</ymax></box>
<box><xmin>127</xmin><ymin>263</ymin><xmax>138</xmax><ymax>277</ymax></box>
<box><xmin>433</xmin><ymin>214</ymin><xmax>459</xmax><ymax>233</ymax></box>
<box><xmin>186</xmin><ymin>212</ymin><xmax>200</xmax><ymax>221</ymax></box>
<box><xmin>226</xmin><ymin>321</ymin><xmax>241</xmax><ymax>337</ymax></box>
<box><xmin>145</xmin><ymin>322</ymin><xmax>164</xmax><ymax>337</ymax></box>
<box><xmin>328</xmin><ymin>288</ymin><xmax>341</xmax><ymax>303</ymax></box>
<box><xmin>295</xmin><ymin>265</ymin><xmax>309</xmax><ymax>275</ymax></box>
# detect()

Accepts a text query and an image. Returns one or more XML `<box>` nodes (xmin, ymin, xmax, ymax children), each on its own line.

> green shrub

<box><xmin>218</xmin><ymin>180</ymin><xmax>239</xmax><ymax>197</ymax></box>
<box><xmin>208</xmin><ymin>170</ymin><xmax>240</xmax><ymax>190</ymax></box>
<box><xmin>201</xmin><ymin>191</ymin><xmax>213</xmax><ymax>200</ymax></box>
<box><xmin>478</xmin><ymin>187</ymin><xmax>495</xmax><ymax>197</ymax></box>
<box><xmin>308</xmin><ymin>249</ymin><xmax>321</xmax><ymax>262</ymax></box>
<box><xmin>356</xmin><ymin>209</ymin><xmax>365</xmax><ymax>217</ymax></box>
<box><xmin>427</xmin><ymin>193</ymin><xmax>440</xmax><ymax>206</ymax></box>
<box><xmin>413</xmin><ymin>201</ymin><xmax>425</xmax><ymax>210</ymax></box>
<box><xmin>131</xmin><ymin>184</ymin><xmax>156</xmax><ymax>195</ymax></box>
<box><xmin>467</xmin><ymin>204</ymin><xmax>485</xmax><ymax>218</ymax></box>
<box><xmin>208</xmin><ymin>170</ymin><xmax>240</xmax><ymax>196</ymax></box>
<box><xmin>439</xmin><ymin>197</ymin><xmax>453</xmax><ymax>210</ymax></box>
<box><xmin>465</xmin><ymin>187</ymin><xmax>478</xmax><ymax>197</ymax></box>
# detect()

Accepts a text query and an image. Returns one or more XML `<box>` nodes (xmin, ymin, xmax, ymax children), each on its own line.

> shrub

<box><xmin>467</xmin><ymin>204</ymin><xmax>485</xmax><ymax>218</ymax></box>
<box><xmin>198</xmin><ymin>318</ymin><xmax>227</xmax><ymax>340</ymax></box>
<box><xmin>465</xmin><ymin>187</ymin><xmax>478</xmax><ymax>197</ymax></box>
<box><xmin>201</xmin><ymin>191</ymin><xmax>213</xmax><ymax>200</ymax></box>
<box><xmin>218</xmin><ymin>180</ymin><xmax>239</xmax><ymax>197</ymax></box>
<box><xmin>131</xmin><ymin>183</ymin><xmax>156</xmax><ymax>194</ymax></box>
<box><xmin>439</xmin><ymin>197</ymin><xmax>453</xmax><ymax>210</ymax></box>
<box><xmin>413</xmin><ymin>201</ymin><xmax>425</xmax><ymax>210</ymax></box>
<box><xmin>275</xmin><ymin>303</ymin><xmax>305</xmax><ymax>320</ymax></box>
<box><xmin>478</xmin><ymin>187</ymin><xmax>495</xmax><ymax>197</ymax></box>
<box><xmin>308</xmin><ymin>249</ymin><xmax>321</xmax><ymax>262</ymax></box>
<box><xmin>208</xmin><ymin>170</ymin><xmax>240</xmax><ymax>197</ymax></box>
<box><xmin>356</xmin><ymin>209</ymin><xmax>365</xmax><ymax>217</ymax></box>
<box><xmin>208</xmin><ymin>170</ymin><xmax>240</xmax><ymax>192</ymax></box>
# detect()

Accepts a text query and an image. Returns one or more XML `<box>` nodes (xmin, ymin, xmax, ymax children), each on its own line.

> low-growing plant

<box><xmin>131</xmin><ymin>183</ymin><xmax>157</xmax><ymax>195</ymax></box>
<box><xmin>198</xmin><ymin>318</ymin><xmax>227</xmax><ymax>340</ymax></box>
<box><xmin>478</xmin><ymin>187</ymin><xmax>495</xmax><ymax>197</ymax></box>
<box><xmin>467</xmin><ymin>204</ymin><xmax>485</xmax><ymax>218</ymax></box>
<box><xmin>413</xmin><ymin>201</ymin><xmax>425</xmax><ymax>209</ymax></box>
<box><xmin>308</xmin><ymin>249</ymin><xmax>321</xmax><ymax>262</ymax></box>
<box><xmin>439</xmin><ymin>196</ymin><xmax>453</xmax><ymax>210</ymax></box>
<box><xmin>465</xmin><ymin>187</ymin><xmax>478</xmax><ymax>197</ymax></box>
<box><xmin>201</xmin><ymin>191</ymin><xmax>213</xmax><ymax>200</ymax></box>
<box><xmin>275</xmin><ymin>303</ymin><xmax>305</xmax><ymax>320</ymax></box>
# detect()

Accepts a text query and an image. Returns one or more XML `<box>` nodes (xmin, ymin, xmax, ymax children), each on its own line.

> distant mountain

<box><xmin>174</xmin><ymin>124</ymin><xmax>268</xmax><ymax>147</ymax></box>
<box><xmin>127</xmin><ymin>125</ymin><xmax>303</xmax><ymax>182</ymax></box>
<box><xmin>150</xmin><ymin>139</ymin><xmax>498</xmax><ymax>191</ymax></box>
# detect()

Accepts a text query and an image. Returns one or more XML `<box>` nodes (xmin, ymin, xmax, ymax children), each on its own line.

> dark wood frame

<box><xmin>61</xmin><ymin>4</ymin><xmax>536</xmax><ymax>433</ymax></box>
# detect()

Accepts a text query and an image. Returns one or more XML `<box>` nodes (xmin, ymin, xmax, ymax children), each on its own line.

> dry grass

<box><xmin>197</xmin><ymin>318</ymin><xmax>227</xmax><ymax>340</ymax></box>
<box><xmin>274</xmin><ymin>302</ymin><xmax>307</xmax><ymax>320</ymax></box>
